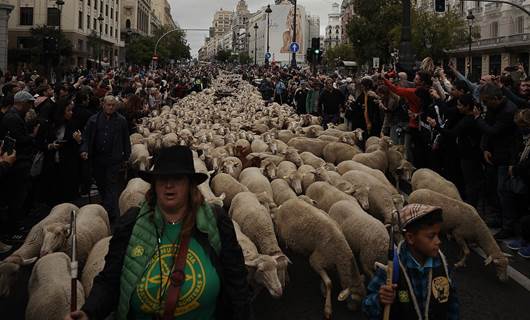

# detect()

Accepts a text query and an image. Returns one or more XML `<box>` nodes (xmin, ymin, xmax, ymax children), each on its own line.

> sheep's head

<box><xmin>392</xmin><ymin>194</ymin><xmax>405</xmax><ymax>210</ymax></box>
<box><xmin>314</xmin><ymin>167</ymin><xmax>331</xmax><ymax>183</ymax></box>
<box><xmin>220</xmin><ymin>158</ymin><xmax>241</xmax><ymax>179</ymax></box>
<box><xmin>284</xmin><ymin>149</ymin><xmax>303</xmax><ymax>167</ymax></box>
<box><xmin>351</xmin><ymin>186</ymin><xmax>370</xmax><ymax>210</ymax></box>
<box><xmin>305</xmin><ymin>126</ymin><xmax>319</xmax><ymax>138</ymax></box>
<box><xmin>324</xmin><ymin>163</ymin><xmax>337</xmax><ymax>172</ymax></box>
<box><xmin>0</xmin><ymin>256</ymin><xmax>37</xmax><ymax>297</ymax></box>
<box><xmin>396</xmin><ymin>160</ymin><xmax>415</xmax><ymax>183</ymax></box>
<box><xmin>246</xmin><ymin>255</ymin><xmax>283</xmax><ymax>298</ymax></box>
<box><xmin>298</xmin><ymin>195</ymin><xmax>317</xmax><ymax>206</ymax></box>
<box><xmin>260</xmin><ymin>160</ymin><xmax>277</xmax><ymax>180</ymax></box>
<box><xmin>284</xmin><ymin>172</ymin><xmax>303</xmax><ymax>195</ymax></box>
<box><xmin>40</xmin><ymin>223</ymin><xmax>70</xmax><ymax>257</ymax></box>
<box><xmin>485</xmin><ymin>253</ymin><xmax>509</xmax><ymax>282</ymax></box>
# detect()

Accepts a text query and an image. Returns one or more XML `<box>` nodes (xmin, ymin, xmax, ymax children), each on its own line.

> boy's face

<box><xmin>405</xmin><ymin>223</ymin><xmax>442</xmax><ymax>258</ymax></box>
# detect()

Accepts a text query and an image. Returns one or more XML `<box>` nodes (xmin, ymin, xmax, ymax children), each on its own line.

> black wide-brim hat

<box><xmin>138</xmin><ymin>145</ymin><xmax>208</xmax><ymax>185</ymax></box>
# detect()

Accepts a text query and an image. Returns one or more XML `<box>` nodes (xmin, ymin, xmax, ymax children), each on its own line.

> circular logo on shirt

<box><xmin>431</xmin><ymin>276</ymin><xmax>449</xmax><ymax>303</ymax></box>
<box><xmin>136</xmin><ymin>243</ymin><xmax>206</xmax><ymax>316</ymax></box>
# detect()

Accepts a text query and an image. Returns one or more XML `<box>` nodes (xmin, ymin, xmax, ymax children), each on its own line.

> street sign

<box><xmin>289</xmin><ymin>42</ymin><xmax>300</xmax><ymax>53</ymax></box>
<box><xmin>373</xmin><ymin>57</ymin><xmax>380</xmax><ymax>68</ymax></box>
<box><xmin>265</xmin><ymin>52</ymin><xmax>272</xmax><ymax>60</ymax></box>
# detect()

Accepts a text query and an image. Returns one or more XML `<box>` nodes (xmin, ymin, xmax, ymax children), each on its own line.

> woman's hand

<box><xmin>426</xmin><ymin>116</ymin><xmax>437</xmax><ymax>128</ymax></box>
<box><xmin>73</xmin><ymin>130</ymin><xmax>82</xmax><ymax>144</ymax></box>
<box><xmin>473</xmin><ymin>106</ymin><xmax>482</xmax><ymax>119</ymax></box>
<box><xmin>64</xmin><ymin>310</ymin><xmax>89</xmax><ymax>320</ymax></box>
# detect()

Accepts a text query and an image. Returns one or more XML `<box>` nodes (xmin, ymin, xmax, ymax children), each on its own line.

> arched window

<box><xmin>125</xmin><ymin>19</ymin><xmax>131</xmax><ymax>29</ymax></box>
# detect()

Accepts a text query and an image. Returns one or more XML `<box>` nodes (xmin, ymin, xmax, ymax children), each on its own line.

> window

<box><xmin>115</xmin><ymin>29</ymin><xmax>118</xmax><ymax>38</ymax></box>
<box><xmin>47</xmin><ymin>8</ymin><xmax>59</xmax><ymax>26</ymax></box>
<box><xmin>110</xmin><ymin>8</ymin><xmax>113</xmax><ymax>19</ymax></box>
<box><xmin>116</xmin><ymin>11</ymin><xmax>118</xmax><ymax>22</ymax></box>
<box><xmin>78</xmin><ymin>39</ymin><xmax>83</xmax><ymax>50</ymax></box>
<box><xmin>110</xmin><ymin>26</ymin><xmax>113</xmax><ymax>37</ymax></box>
<box><xmin>100</xmin><ymin>1</ymin><xmax>103</xmax><ymax>13</ymax></box>
<box><xmin>87</xmin><ymin>14</ymin><xmax>90</xmax><ymax>29</ymax></box>
<box><xmin>93</xmin><ymin>18</ymin><xmax>97</xmax><ymax>29</ymax></box>
<box><xmin>88</xmin><ymin>0</ymin><xmax>90</xmax><ymax>6</ymax></box>
<box><xmin>78</xmin><ymin>11</ymin><xmax>83</xmax><ymax>29</ymax></box>
<box><xmin>516</xmin><ymin>16</ymin><xmax>524</xmax><ymax>34</ymax></box>
<box><xmin>105</xmin><ymin>24</ymin><xmax>108</xmax><ymax>35</ymax></box>
<box><xmin>94</xmin><ymin>0</ymin><xmax>97</xmax><ymax>9</ymax></box>
<box><xmin>105</xmin><ymin>5</ymin><xmax>108</xmax><ymax>16</ymax></box>
<box><xmin>490</xmin><ymin>21</ymin><xmax>499</xmax><ymax>37</ymax></box>
<box><xmin>16</xmin><ymin>37</ymin><xmax>32</xmax><ymax>49</ymax></box>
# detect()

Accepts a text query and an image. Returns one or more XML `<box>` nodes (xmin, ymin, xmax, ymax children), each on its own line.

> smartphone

<box><xmin>2</xmin><ymin>136</ymin><xmax>16</xmax><ymax>155</ymax></box>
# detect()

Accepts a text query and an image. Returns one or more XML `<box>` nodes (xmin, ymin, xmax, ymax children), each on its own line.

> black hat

<box><xmin>138</xmin><ymin>146</ymin><xmax>208</xmax><ymax>185</ymax></box>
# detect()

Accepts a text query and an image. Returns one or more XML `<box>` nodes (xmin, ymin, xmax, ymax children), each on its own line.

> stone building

<box><xmin>324</xmin><ymin>2</ymin><xmax>341</xmax><ymax>49</ymax></box>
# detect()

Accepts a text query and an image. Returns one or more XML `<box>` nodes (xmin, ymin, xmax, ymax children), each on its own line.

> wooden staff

<box><xmin>70</xmin><ymin>210</ymin><xmax>78</xmax><ymax>312</ymax></box>
<box><xmin>382</xmin><ymin>222</ymin><xmax>394</xmax><ymax>320</ymax></box>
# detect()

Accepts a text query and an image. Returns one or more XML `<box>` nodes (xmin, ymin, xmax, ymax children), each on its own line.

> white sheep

<box><xmin>0</xmin><ymin>203</ymin><xmax>79</xmax><ymax>297</ymax></box>
<box><xmin>276</xmin><ymin>160</ymin><xmax>303</xmax><ymax>194</ymax></box>
<box><xmin>352</xmin><ymin>138</ymin><xmax>390</xmax><ymax>172</ymax></box>
<box><xmin>239</xmin><ymin>167</ymin><xmax>274</xmax><ymax>200</ymax></box>
<box><xmin>271</xmin><ymin>178</ymin><xmax>298</xmax><ymax>205</ymax></box>
<box><xmin>211</xmin><ymin>173</ymin><xmax>249</xmax><ymax>208</ymax></box>
<box><xmin>81</xmin><ymin>236</ymin><xmax>111</xmax><ymax>297</ymax></box>
<box><xmin>25</xmin><ymin>252</ymin><xmax>85</xmax><ymax>320</ymax></box>
<box><xmin>408</xmin><ymin>189</ymin><xmax>508</xmax><ymax>281</ymax></box>
<box><xmin>118</xmin><ymin>177</ymin><xmax>151</xmax><ymax>216</ymax></box>
<box><xmin>329</xmin><ymin>200</ymin><xmax>389</xmax><ymax>278</ymax></box>
<box><xmin>130</xmin><ymin>143</ymin><xmax>151</xmax><ymax>172</ymax></box>
<box><xmin>411</xmin><ymin>168</ymin><xmax>462</xmax><ymax>200</ymax></box>
<box><xmin>275</xmin><ymin>199</ymin><xmax>366</xmax><ymax>318</ymax></box>
<box><xmin>219</xmin><ymin>156</ymin><xmax>243</xmax><ymax>179</ymax></box>
<box><xmin>40</xmin><ymin>204</ymin><xmax>111</xmax><ymax>269</ymax></box>
<box><xmin>300</xmin><ymin>151</ymin><xmax>326</xmax><ymax>169</ymax></box>
<box><xmin>129</xmin><ymin>133</ymin><xmax>144</xmax><ymax>145</ymax></box>
<box><xmin>229</xmin><ymin>192</ymin><xmax>289</xmax><ymax>287</ymax></box>
<box><xmin>337</xmin><ymin>160</ymin><xmax>397</xmax><ymax>194</ymax></box>
<box><xmin>232</xmin><ymin>221</ymin><xmax>283</xmax><ymax>298</ymax></box>
<box><xmin>322</xmin><ymin>142</ymin><xmax>363</xmax><ymax>165</ymax></box>
<box><xmin>193</xmin><ymin>157</ymin><xmax>225</xmax><ymax>207</ymax></box>
<box><xmin>287</xmin><ymin>137</ymin><xmax>328</xmax><ymax>157</ymax></box>
<box><xmin>306</xmin><ymin>181</ymin><xmax>360</xmax><ymax>213</ymax></box>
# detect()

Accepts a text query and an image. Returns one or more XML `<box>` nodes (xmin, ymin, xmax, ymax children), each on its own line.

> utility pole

<box><xmin>265</xmin><ymin>5</ymin><xmax>272</xmax><ymax>65</ymax></box>
<box><xmin>291</xmin><ymin>0</ymin><xmax>297</xmax><ymax>68</ymax></box>
<box><xmin>399</xmin><ymin>0</ymin><xmax>414</xmax><ymax>73</ymax></box>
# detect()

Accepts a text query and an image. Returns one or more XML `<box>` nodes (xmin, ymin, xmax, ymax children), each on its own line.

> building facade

<box><xmin>232</xmin><ymin>0</ymin><xmax>250</xmax><ymax>54</ymax></box>
<box><xmin>152</xmin><ymin>0</ymin><xmax>176</xmax><ymax>28</ymax></box>
<box><xmin>121</xmin><ymin>0</ymin><xmax>152</xmax><ymax>36</ymax></box>
<box><xmin>7</xmin><ymin>0</ymin><xmax>123</xmax><ymax>69</ymax></box>
<box><xmin>325</xmin><ymin>2</ymin><xmax>341</xmax><ymax>49</ymax></box>
<box><xmin>212</xmin><ymin>9</ymin><xmax>233</xmax><ymax>38</ymax></box>
<box><xmin>340</xmin><ymin>0</ymin><xmax>354</xmax><ymax>44</ymax></box>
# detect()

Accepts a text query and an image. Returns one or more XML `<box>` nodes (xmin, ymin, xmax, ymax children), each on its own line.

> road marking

<box><xmin>472</xmin><ymin>247</ymin><xmax>530</xmax><ymax>292</ymax></box>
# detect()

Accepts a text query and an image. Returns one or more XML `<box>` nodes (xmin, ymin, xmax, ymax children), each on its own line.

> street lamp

<box><xmin>55</xmin><ymin>0</ymin><xmax>64</xmax><ymax>31</ymax></box>
<box><xmin>290</xmin><ymin>0</ymin><xmax>297</xmax><ymax>68</ymax></box>
<box><xmin>253</xmin><ymin>23</ymin><xmax>258</xmax><ymax>66</ymax></box>
<box><xmin>98</xmin><ymin>14</ymin><xmax>104</xmax><ymax>71</ymax></box>
<box><xmin>265</xmin><ymin>4</ymin><xmax>272</xmax><ymax>65</ymax></box>
<box><xmin>466</xmin><ymin>10</ymin><xmax>475</xmax><ymax>78</ymax></box>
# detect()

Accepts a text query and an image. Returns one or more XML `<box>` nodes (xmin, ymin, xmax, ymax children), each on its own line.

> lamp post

<box><xmin>290</xmin><ymin>0</ymin><xmax>297</xmax><ymax>68</ymax></box>
<box><xmin>55</xmin><ymin>0</ymin><xmax>64</xmax><ymax>82</ymax></box>
<box><xmin>253</xmin><ymin>23</ymin><xmax>258</xmax><ymax>65</ymax></box>
<box><xmin>98</xmin><ymin>14</ymin><xmax>104</xmax><ymax>71</ymax></box>
<box><xmin>399</xmin><ymin>0</ymin><xmax>414</xmax><ymax>73</ymax></box>
<box><xmin>265</xmin><ymin>4</ymin><xmax>272</xmax><ymax>65</ymax></box>
<box><xmin>125</xmin><ymin>27</ymin><xmax>132</xmax><ymax>64</ymax></box>
<box><xmin>466</xmin><ymin>10</ymin><xmax>475</xmax><ymax>78</ymax></box>
<box><xmin>56</xmin><ymin>0</ymin><xmax>64</xmax><ymax>31</ymax></box>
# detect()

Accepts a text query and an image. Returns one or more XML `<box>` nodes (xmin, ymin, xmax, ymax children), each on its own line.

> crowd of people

<box><xmin>244</xmin><ymin>59</ymin><xmax>530</xmax><ymax>258</ymax></box>
<box><xmin>0</xmin><ymin>64</ymin><xmax>218</xmax><ymax>252</ymax></box>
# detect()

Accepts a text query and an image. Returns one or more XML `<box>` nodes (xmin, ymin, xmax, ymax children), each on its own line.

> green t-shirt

<box><xmin>130</xmin><ymin>222</ymin><xmax>221</xmax><ymax>319</ymax></box>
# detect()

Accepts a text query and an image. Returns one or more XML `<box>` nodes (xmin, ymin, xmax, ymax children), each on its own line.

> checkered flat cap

<box><xmin>399</xmin><ymin>204</ymin><xmax>442</xmax><ymax>229</ymax></box>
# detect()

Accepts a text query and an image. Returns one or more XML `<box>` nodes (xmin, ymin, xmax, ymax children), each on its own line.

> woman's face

<box><xmin>456</xmin><ymin>100</ymin><xmax>472</xmax><ymax>114</ymax></box>
<box><xmin>64</xmin><ymin>103</ymin><xmax>74</xmax><ymax>120</ymax></box>
<box><xmin>155</xmin><ymin>175</ymin><xmax>190</xmax><ymax>213</ymax></box>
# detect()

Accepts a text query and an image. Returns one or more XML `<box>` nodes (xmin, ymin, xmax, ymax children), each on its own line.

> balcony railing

<box><xmin>451</xmin><ymin>33</ymin><xmax>530</xmax><ymax>52</ymax></box>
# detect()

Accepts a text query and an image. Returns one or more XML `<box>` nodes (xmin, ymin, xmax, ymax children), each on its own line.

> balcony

<box><xmin>449</xmin><ymin>33</ymin><xmax>530</xmax><ymax>53</ymax></box>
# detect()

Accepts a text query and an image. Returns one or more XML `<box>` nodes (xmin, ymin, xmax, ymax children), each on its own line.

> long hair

<box><xmin>145</xmin><ymin>178</ymin><xmax>205</xmax><ymax>239</ymax></box>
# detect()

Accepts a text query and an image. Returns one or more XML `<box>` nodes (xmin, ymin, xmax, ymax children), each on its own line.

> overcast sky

<box><xmin>170</xmin><ymin>0</ymin><xmax>336</xmax><ymax>57</ymax></box>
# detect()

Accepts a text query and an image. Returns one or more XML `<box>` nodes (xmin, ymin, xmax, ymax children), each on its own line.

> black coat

<box><xmin>0</xmin><ymin>107</ymin><xmax>34</xmax><ymax>169</ymax></box>
<box><xmin>82</xmin><ymin>206</ymin><xmax>253</xmax><ymax>320</ymax></box>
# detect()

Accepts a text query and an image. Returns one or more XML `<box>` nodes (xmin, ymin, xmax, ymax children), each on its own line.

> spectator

<box><xmin>358</xmin><ymin>77</ymin><xmax>383</xmax><ymax>138</ymax></box>
<box><xmin>80</xmin><ymin>95</ymin><xmax>131</xmax><ymax>222</ymax></box>
<box><xmin>318</xmin><ymin>78</ymin><xmax>345</xmax><ymax>129</ymax></box>
<box><xmin>305</xmin><ymin>79</ymin><xmax>321</xmax><ymax>115</ymax></box>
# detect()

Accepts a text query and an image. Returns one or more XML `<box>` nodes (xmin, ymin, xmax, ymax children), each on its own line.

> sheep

<box><xmin>364</xmin><ymin>136</ymin><xmax>382</xmax><ymax>153</ymax></box>
<box><xmin>300</xmin><ymin>151</ymin><xmax>326</xmax><ymax>169</ymax></box>
<box><xmin>271</xmin><ymin>178</ymin><xmax>298</xmax><ymax>205</ymax></box>
<box><xmin>118</xmin><ymin>177</ymin><xmax>151</xmax><ymax>216</ymax></box>
<box><xmin>277</xmin><ymin>130</ymin><xmax>296</xmax><ymax>144</ymax></box>
<box><xmin>408</xmin><ymin>189</ymin><xmax>508</xmax><ymax>281</ymax></box>
<box><xmin>81</xmin><ymin>236</ymin><xmax>111</xmax><ymax>297</ymax></box>
<box><xmin>306</xmin><ymin>181</ymin><xmax>361</xmax><ymax>213</ymax></box>
<box><xmin>229</xmin><ymin>192</ymin><xmax>289</xmax><ymax>287</ymax></box>
<box><xmin>232</xmin><ymin>221</ymin><xmax>283</xmax><ymax>298</ymax></box>
<box><xmin>322</xmin><ymin>142</ymin><xmax>363</xmax><ymax>165</ymax></box>
<box><xmin>26</xmin><ymin>252</ymin><xmax>85</xmax><ymax>320</ymax></box>
<box><xmin>287</xmin><ymin>137</ymin><xmax>328</xmax><ymax>157</ymax></box>
<box><xmin>161</xmin><ymin>132</ymin><xmax>179</xmax><ymax>148</ymax></box>
<box><xmin>337</xmin><ymin>160</ymin><xmax>397</xmax><ymax>194</ymax></box>
<box><xmin>411</xmin><ymin>168</ymin><xmax>462</xmax><ymax>201</ymax></box>
<box><xmin>129</xmin><ymin>133</ymin><xmax>144</xmax><ymax>145</ymax></box>
<box><xmin>318</xmin><ymin>134</ymin><xmax>340</xmax><ymax>142</ymax></box>
<box><xmin>326</xmin><ymin>171</ymin><xmax>357</xmax><ymax>195</ymax></box>
<box><xmin>260</xmin><ymin>158</ymin><xmax>278</xmax><ymax>180</ymax></box>
<box><xmin>283</xmin><ymin>148</ymin><xmax>304</xmax><ymax>167</ymax></box>
<box><xmin>219</xmin><ymin>156</ymin><xmax>243</xmax><ymax>179</ymax></box>
<box><xmin>342</xmin><ymin>170</ymin><xmax>403</xmax><ymax>224</ymax></box>
<box><xmin>0</xmin><ymin>203</ymin><xmax>79</xmax><ymax>298</ymax></box>
<box><xmin>40</xmin><ymin>204</ymin><xmax>111</xmax><ymax>268</ymax></box>
<box><xmin>277</xmin><ymin>161</ymin><xmax>303</xmax><ymax>195</ymax></box>
<box><xmin>251</xmin><ymin>138</ymin><xmax>269</xmax><ymax>153</ymax></box>
<box><xmin>352</xmin><ymin>138</ymin><xmax>390</xmax><ymax>172</ymax></box>
<box><xmin>329</xmin><ymin>200</ymin><xmax>388</xmax><ymax>278</ymax></box>
<box><xmin>275</xmin><ymin>199</ymin><xmax>366</xmax><ymax>318</ymax></box>
<box><xmin>211</xmin><ymin>173</ymin><xmax>249</xmax><ymax>208</ymax></box>
<box><xmin>193</xmin><ymin>157</ymin><xmax>225</xmax><ymax>207</ymax></box>
<box><xmin>129</xmin><ymin>143</ymin><xmax>151</xmax><ymax>172</ymax></box>
<box><xmin>239</xmin><ymin>167</ymin><xmax>274</xmax><ymax>201</ymax></box>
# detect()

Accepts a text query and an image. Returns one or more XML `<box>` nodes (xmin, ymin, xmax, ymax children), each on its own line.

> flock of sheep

<box><xmin>0</xmin><ymin>73</ymin><xmax>510</xmax><ymax>319</ymax></box>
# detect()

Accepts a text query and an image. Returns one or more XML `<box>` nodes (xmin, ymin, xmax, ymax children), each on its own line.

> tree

<box><xmin>239</xmin><ymin>52</ymin><xmax>252</xmax><ymax>65</ymax></box>
<box><xmin>215</xmin><ymin>50</ymin><xmax>232</xmax><ymax>63</ymax></box>
<box><xmin>323</xmin><ymin>44</ymin><xmax>357</xmax><ymax>66</ymax></box>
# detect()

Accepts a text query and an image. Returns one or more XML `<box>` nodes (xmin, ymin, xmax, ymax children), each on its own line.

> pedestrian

<box><xmin>362</xmin><ymin>204</ymin><xmax>459</xmax><ymax>320</ymax></box>
<box><xmin>358</xmin><ymin>77</ymin><xmax>383</xmax><ymax>138</ymax></box>
<box><xmin>294</xmin><ymin>81</ymin><xmax>309</xmax><ymax>114</ymax></box>
<box><xmin>65</xmin><ymin>146</ymin><xmax>251</xmax><ymax>320</ymax></box>
<box><xmin>318</xmin><ymin>78</ymin><xmax>345</xmax><ymax>129</ymax></box>
<box><xmin>80</xmin><ymin>95</ymin><xmax>131</xmax><ymax>222</ymax></box>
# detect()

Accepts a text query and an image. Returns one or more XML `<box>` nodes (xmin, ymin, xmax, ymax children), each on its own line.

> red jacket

<box><xmin>384</xmin><ymin>79</ymin><xmax>420</xmax><ymax>128</ymax></box>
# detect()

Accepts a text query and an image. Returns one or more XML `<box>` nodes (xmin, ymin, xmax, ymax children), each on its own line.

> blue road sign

<box><xmin>265</xmin><ymin>52</ymin><xmax>272</xmax><ymax>59</ymax></box>
<box><xmin>289</xmin><ymin>42</ymin><xmax>300</xmax><ymax>53</ymax></box>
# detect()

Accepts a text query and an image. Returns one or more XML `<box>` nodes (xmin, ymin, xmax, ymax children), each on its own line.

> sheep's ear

<box><xmin>338</xmin><ymin>288</ymin><xmax>351</xmax><ymax>301</ymax></box>
<box><xmin>218</xmin><ymin>193</ymin><xmax>226</xmax><ymax>201</ymax></box>
<box><xmin>484</xmin><ymin>256</ymin><xmax>493</xmax><ymax>266</ymax></box>
<box><xmin>245</xmin><ymin>258</ymin><xmax>259</xmax><ymax>268</ymax></box>
<box><xmin>21</xmin><ymin>257</ymin><xmax>38</xmax><ymax>266</ymax></box>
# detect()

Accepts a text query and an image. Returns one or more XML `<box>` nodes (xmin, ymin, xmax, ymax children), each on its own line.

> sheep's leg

<box><xmin>310</xmin><ymin>253</ymin><xmax>332</xmax><ymax>320</ymax></box>
<box><xmin>453</xmin><ymin>234</ymin><xmax>470</xmax><ymax>268</ymax></box>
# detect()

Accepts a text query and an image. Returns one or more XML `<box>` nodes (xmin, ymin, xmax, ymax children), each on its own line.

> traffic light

<box><xmin>434</xmin><ymin>0</ymin><xmax>445</xmax><ymax>12</ymax></box>
<box><xmin>306</xmin><ymin>47</ymin><xmax>313</xmax><ymax>63</ymax></box>
<box><xmin>316</xmin><ymin>49</ymin><xmax>324</xmax><ymax>64</ymax></box>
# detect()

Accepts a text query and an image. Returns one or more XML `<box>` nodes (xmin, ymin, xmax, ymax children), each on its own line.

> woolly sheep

<box><xmin>219</xmin><ymin>156</ymin><xmax>243</xmax><ymax>179</ymax></box>
<box><xmin>193</xmin><ymin>157</ymin><xmax>225</xmax><ymax>207</ymax></box>
<box><xmin>232</xmin><ymin>221</ymin><xmax>283</xmax><ymax>298</ymax></box>
<box><xmin>0</xmin><ymin>203</ymin><xmax>79</xmax><ymax>297</ymax></box>
<box><xmin>287</xmin><ymin>137</ymin><xmax>328</xmax><ymax>157</ymax></box>
<box><xmin>211</xmin><ymin>173</ymin><xmax>249</xmax><ymax>208</ymax></box>
<box><xmin>352</xmin><ymin>138</ymin><xmax>390</xmax><ymax>172</ymax></box>
<box><xmin>337</xmin><ymin>160</ymin><xmax>397</xmax><ymax>194</ymax></box>
<box><xmin>81</xmin><ymin>236</ymin><xmax>111</xmax><ymax>297</ymax></box>
<box><xmin>275</xmin><ymin>199</ymin><xmax>366</xmax><ymax>318</ymax></box>
<box><xmin>306</xmin><ymin>181</ymin><xmax>360</xmax><ymax>213</ymax></box>
<box><xmin>130</xmin><ymin>133</ymin><xmax>144</xmax><ymax>145</ymax></box>
<box><xmin>408</xmin><ymin>189</ymin><xmax>508</xmax><ymax>281</ymax></box>
<box><xmin>411</xmin><ymin>168</ymin><xmax>462</xmax><ymax>200</ymax></box>
<box><xmin>25</xmin><ymin>252</ymin><xmax>85</xmax><ymax>320</ymax></box>
<box><xmin>277</xmin><ymin>161</ymin><xmax>303</xmax><ymax>195</ymax></box>
<box><xmin>239</xmin><ymin>167</ymin><xmax>274</xmax><ymax>200</ymax></box>
<box><xmin>130</xmin><ymin>143</ymin><xmax>151</xmax><ymax>172</ymax></box>
<box><xmin>329</xmin><ymin>200</ymin><xmax>389</xmax><ymax>278</ymax></box>
<box><xmin>322</xmin><ymin>142</ymin><xmax>363</xmax><ymax>165</ymax></box>
<box><xmin>118</xmin><ymin>178</ymin><xmax>151</xmax><ymax>216</ymax></box>
<box><xmin>229</xmin><ymin>192</ymin><xmax>289</xmax><ymax>287</ymax></box>
<box><xmin>40</xmin><ymin>204</ymin><xmax>111</xmax><ymax>268</ymax></box>
<box><xmin>271</xmin><ymin>178</ymin><xmax>298</xmax><ymax>205</ymax></box>
<box><xmin>300</xmin><ymin>151</ymin><xmax>326</xmax><ymax>169</ymax></box>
